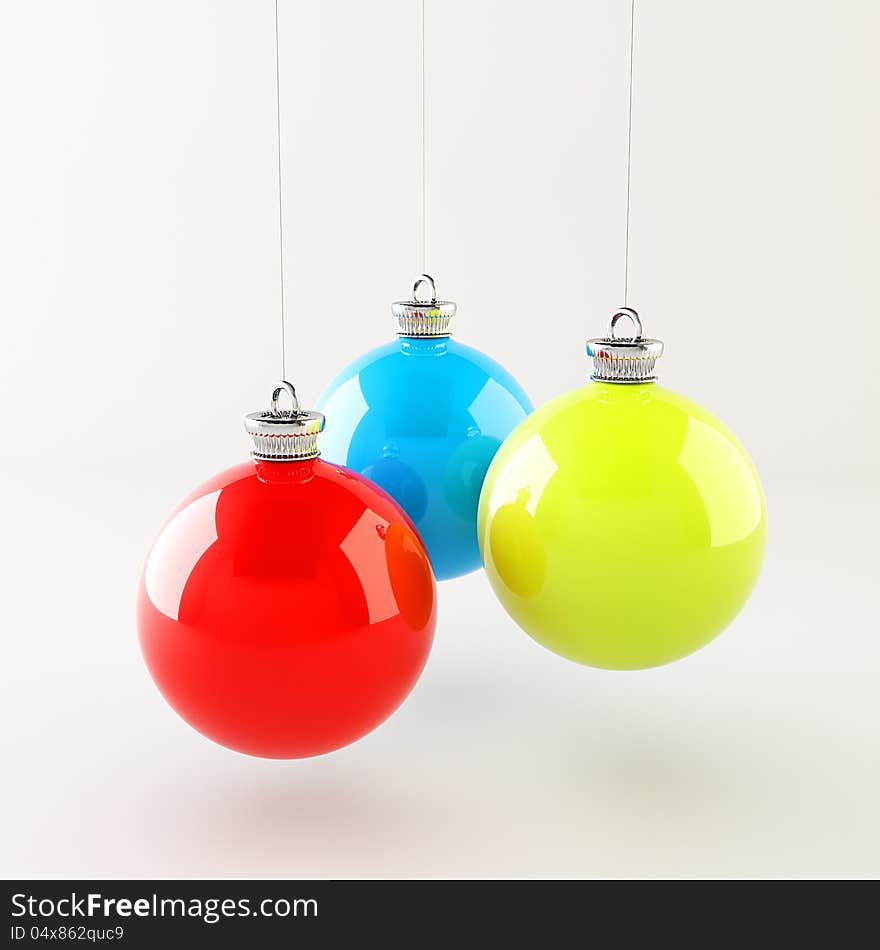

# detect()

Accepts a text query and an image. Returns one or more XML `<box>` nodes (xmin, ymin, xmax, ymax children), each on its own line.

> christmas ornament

<box><xmin>137</xmin><ymin>383</ymin><xmax>436</xmax><ymax>757</ymax></box>
<box><xmin>317</xmin><ymin>274</ymin><xmax>532</xmax><ymax>580</ymax></box>
<box><xmin>478</xmin><ymin>308</ymin><xmax>766</xmax><ymax>669</ymax></box>
<box><xmin>478</xmin><ymin>0</ymin><xmax>765</xmax><ymax>669</ymax></box>
<box><xmin>314</xmin><ymin>5</ymin><xmax>530</xmax><ymax>579</ymax></box>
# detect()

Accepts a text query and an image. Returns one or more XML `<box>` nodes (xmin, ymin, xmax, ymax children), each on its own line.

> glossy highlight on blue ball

<box><xmin>317</xmin><ymin>336</ymin><xmax>532</xmax><ymax>580</ymax></box>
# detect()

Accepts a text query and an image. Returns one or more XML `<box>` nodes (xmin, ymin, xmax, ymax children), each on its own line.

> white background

<box><xmin>1</xmin><ymin>0</ymin><xmax>878</xmax><ymax>878</ymax></box>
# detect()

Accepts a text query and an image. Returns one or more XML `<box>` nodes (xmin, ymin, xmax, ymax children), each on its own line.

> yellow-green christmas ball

<box><xmin>477</xmin><ymin>313</ymin><xmax>766</xmax><ymax>670</ymax></box>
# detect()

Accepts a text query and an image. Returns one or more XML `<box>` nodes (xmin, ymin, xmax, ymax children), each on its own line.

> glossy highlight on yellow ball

<box><xmin>477</xmin><ymin>381</ymin><xmax>766</xmax><ymax>670</ymax></box>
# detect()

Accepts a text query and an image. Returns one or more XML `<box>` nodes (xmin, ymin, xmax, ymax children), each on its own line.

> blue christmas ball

<box><xmin>317</xmin><ymin>277</ymin><xmax>532</xmax><ymax>580</ymax></box>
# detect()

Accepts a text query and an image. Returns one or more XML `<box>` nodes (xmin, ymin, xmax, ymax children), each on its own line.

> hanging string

<box><xmin>419</xmin><ymin>0</ymin><xmax>427</xmax><ymax>275</ymax></box>
<box><xmin>623</xmin><ymin>0</ymin><xmax>636</xmax><ymax>306</ymax></box>
<box><xmin>274</xmin><ymin>0</ymin><xmax>287</xmax><ymax>380</ymax></box>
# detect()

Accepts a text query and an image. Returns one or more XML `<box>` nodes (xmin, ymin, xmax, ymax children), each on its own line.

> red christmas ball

<box><xmin>137</xmin><ymin>386</ymin><xmax>436</xmax><ymax>758</ymax></box>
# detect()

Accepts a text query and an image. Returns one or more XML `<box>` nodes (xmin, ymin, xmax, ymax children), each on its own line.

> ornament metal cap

<box><xmin>244</xmin><ymin>381</ymin><xmax>325</xmax><ymax>461</ymax></box>
<box><xmin>392</xmin><ymin>274</ymin><xmax>456</xmax><ymax>337</ymax></box>
<box><xmin>586</xmin><ymin>308</ymin><xmax>664</xmax><ymax>383</ymax></box>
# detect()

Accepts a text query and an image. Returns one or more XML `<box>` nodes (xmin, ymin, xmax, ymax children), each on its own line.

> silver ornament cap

<box><xmin>244</xmin><ymin>381</ymin><xmax>325</xmax><ymax>461</ymax></box>
<box><xmin>392</xmin><ymin>274</ymin><xmax>456</xmax><ymax>337</ymax></box>
<box><xmin>586</xmin><ymin>308</ymin><xmax>664</xmax><ymax>383</ymax></box>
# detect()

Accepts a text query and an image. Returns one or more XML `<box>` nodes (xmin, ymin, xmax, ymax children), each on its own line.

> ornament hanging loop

<box><xmin>608</xmin><ymin>307</ymin><xmax>643</xmax><ymax>342</ymax></box>
<box><xmin>587</xmin><ymin>308</ymin><xmax>662</xmax><ymax>383</ymax></box>
<box><xmin>245</xmin><ymin>383</ymin><xmax>325</xmax><ymax>460</ymax></box>
<box><xmin>412</xmin><ymin>274</ymin><xmax>438</xmax><ymax>305</ymax></box>
<box><xmin>271</xmin><ymin>380</ymin><xmax>300</xmax><ymax>417</ymax></box>
<box><xmin>392</xmin><ymin>275</ymin><xmax>456</xmax><ymax>337</ymax></box>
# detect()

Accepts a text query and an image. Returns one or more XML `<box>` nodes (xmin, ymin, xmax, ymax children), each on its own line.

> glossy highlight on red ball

<box><xmin>137</xmin><ymin>457</ymin><xmax>436</xmax><ymax>758</ymax></box>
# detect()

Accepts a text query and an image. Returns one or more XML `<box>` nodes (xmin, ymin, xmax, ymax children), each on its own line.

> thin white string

<box><xmin>623</xmin><ymin>0</ymin><xmax>635</xmax><ymax>306</ymax></box>
<box><xmin>419</xmin><ymin>0</ymin><xmax>427</xmax><ymax>274</ymax></box>
<box><xmin>274</xmin><ymin>0</ymin><xmax>287</xmax><ymax>380</ymax></box>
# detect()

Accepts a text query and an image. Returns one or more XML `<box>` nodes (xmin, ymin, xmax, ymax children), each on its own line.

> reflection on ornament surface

<box><xmin>318</xmin><ymin>336</ymin><xmax>532</xmax><ymax>580</ymax></box>
<box><xmin>478</xmin><ymin>382</ymin><xmax>766</xmax><ymax>669</ymax></box>
<box><xmin>138</xmin><ymin>457</ymin><xmax>436</xmax><ymax>758</ymax></box>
